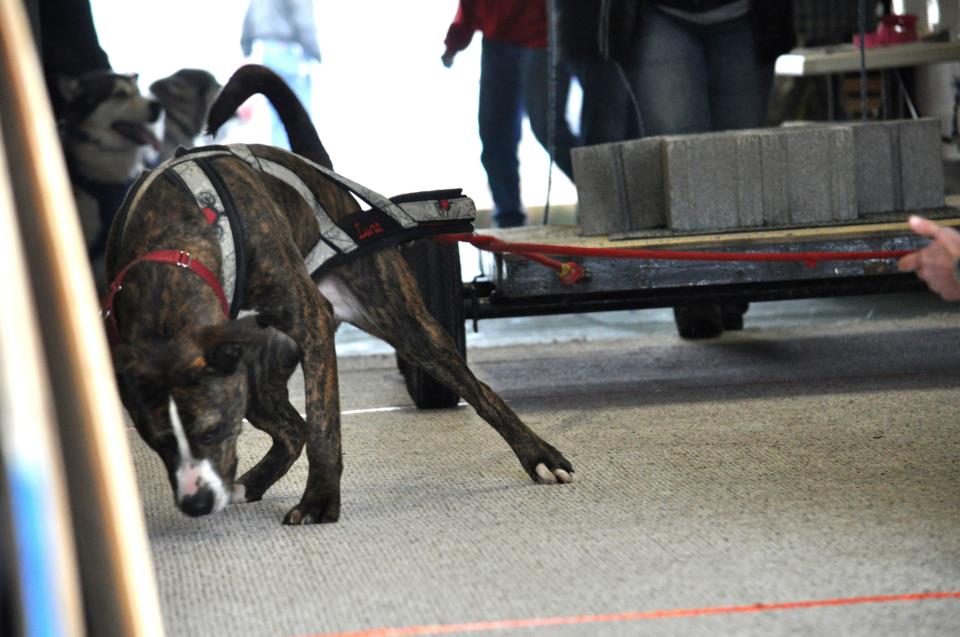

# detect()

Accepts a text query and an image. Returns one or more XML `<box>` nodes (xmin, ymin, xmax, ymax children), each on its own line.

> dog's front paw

<box><xmin>230</xmin><ymin>484</ymin><xmax>249</xmax><ymax>504</ymax></box>
<box><xmin>282</xmin><ymin>497</ymin><xmax>340</xmax><ymax>525</ymax></box>
<box><xmin>233</xmin><ymin>478</ymin><xmax>267</xmax><ymax>503</ymax></box>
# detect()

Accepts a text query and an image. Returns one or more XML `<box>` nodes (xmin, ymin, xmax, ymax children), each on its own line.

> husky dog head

<box><xmin>59</xmin><ymin>72</ymin><xmax>163</xmax><ymax>183</ymax></box>
<box><xmin>149</xmin><ymin>68</ymin><xmax>222</xmax><ymax>160</ymax></box>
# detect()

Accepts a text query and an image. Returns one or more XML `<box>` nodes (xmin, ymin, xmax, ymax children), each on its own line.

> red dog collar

<box><xmin>102</xmin><ymin>249</ymin><xmax>229</xmax><ymax>342</ymax></box>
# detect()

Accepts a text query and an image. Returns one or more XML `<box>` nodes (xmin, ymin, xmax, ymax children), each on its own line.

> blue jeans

<box><xmin>627</xmin><ymin>8</ymin><xmax>771</xmax><ymax>135</ymax></box>
<box><xmin>479</xmin><ymin>39</ymin><xmax>580</xmax><ymax>228</ymax></box>
<box><xmin>260</xmin><ymin>39</ymin><xmax>313</xmax><ymax>149</ymax></box>
<box><xmin>574</xmin><ymin>57</ymin><xmax>642</xmax><ymax>146</ymax></box>
<box><xmin>625</xmin><ymin>8</ymin><xmax>768</xmax><ymax>324</ymax></box>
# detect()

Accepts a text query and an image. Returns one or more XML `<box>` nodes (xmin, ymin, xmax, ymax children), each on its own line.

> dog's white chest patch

<box><xmin>316</xmin><ymin>276</ymin><xmax>366</xmax><ymax>325</ymax></box>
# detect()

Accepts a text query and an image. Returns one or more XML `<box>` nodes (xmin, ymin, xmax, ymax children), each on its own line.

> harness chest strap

<box><xmin>102</xmin><ymin>250</ymin><xmax>229</xmax><ymax>341</ymax></box>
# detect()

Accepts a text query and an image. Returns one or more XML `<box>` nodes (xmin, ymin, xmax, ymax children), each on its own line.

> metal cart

<box><xmin>397</xmin><ymin>205</ymin><xmax>959</xmax><ymax>408</ymax></box>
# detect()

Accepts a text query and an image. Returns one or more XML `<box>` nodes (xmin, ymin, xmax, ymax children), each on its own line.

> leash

<box><xmin>434</xmin><ymin>233</ymin><xmax>916</xmax><ymax>286</ymax></box>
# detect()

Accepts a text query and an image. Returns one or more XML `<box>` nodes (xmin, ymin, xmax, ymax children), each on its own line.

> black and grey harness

<box><xmin>111</xmin><ymin>144</ymin><xmax>476</xmax><ymax>319</ymax></box>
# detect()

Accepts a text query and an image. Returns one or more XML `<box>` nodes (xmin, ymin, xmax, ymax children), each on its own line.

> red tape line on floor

<box><xmin>301</xmin><ymin>591</ymin><xmax>960</xmax><ymax>637</ymax></box>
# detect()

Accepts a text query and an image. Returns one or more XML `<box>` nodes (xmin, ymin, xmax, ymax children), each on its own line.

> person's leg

<box><xmin>575</xmin><ymin>56</ymin><xmax>638</xmax><ymax>146</ymax></box>
<box><xmin>479</xmin><ymin>39</ymin><xmax>525</xmax><ymax>228</ymax></box>
<box><xmin>704</xmin><ymin>15</ymin><xmax>771</xmax><ymax>131</ymax></box>
<box><xmin>627</xmin><ymin>7</ymin><xmax>710</xmax><ymax>136</ymax></box>
<box><xmin>627</xmin><ymin>8</ymin><xmax>727</xmax><ymax>338</ymax></box>
<box><xmin>522</xmin><ymin>49</ymin><xmax>581</xmax><ymax>183</ymax></box>
<box><xmin>701</xmin><ymin>14</ymin><xmax>771</xmax><ymax>330</ymax></box>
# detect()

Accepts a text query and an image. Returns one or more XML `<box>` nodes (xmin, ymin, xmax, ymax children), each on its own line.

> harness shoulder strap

<box><xmin>166</xmin><ymin>157</ymin><xmax>245</xmax><ymax>318</ymax></box>
<box><xmin>226</xmin><ymin>144</ymin><xmax>476</xmax><ymax>278</ymax></box>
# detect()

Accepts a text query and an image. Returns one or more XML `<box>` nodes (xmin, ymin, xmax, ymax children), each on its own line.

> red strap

<box><xmin>435</xmin><ymin>233</ymin><xmax>914</xmax><ymax>265</ymax></box>
<box><xmin>102</xmin><ymin>250</ymin><xmax>229</xmax><ymax>342</ymax></box>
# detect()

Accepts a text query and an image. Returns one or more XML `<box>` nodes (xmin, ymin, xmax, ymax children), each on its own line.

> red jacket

<box><xmin>443</xmin><ymin>0</ymin><xmax>548</xmax><ymax>55</ymax></box>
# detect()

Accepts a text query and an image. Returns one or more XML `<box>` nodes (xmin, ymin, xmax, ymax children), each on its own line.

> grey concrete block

<box><xmin>850</xmin><ymin>118</ymin><xmax>944</xmax><ymax>214</ymax></box>
<box><xmin>572</xmin><ymin>143</ymin><xmax>630</xmax><ymax>236</ymax></box>
<box><xmin>620</xmin><ymin>137</ymin><xmax>666</xmax><ymax>230</ymax></box>
<box><xmin>663</xmin><ymin>131</ymin><xmax>768</xmax><ymax>232</ymax></box>
<box><xmin>829</xmin><ymin>127</ymin><xmax>858</xmax><ymax>222</ymax></box>
<box><xmin>664</xmin><ymin>134</ymin><xmax>740</xmax><ymax>231</ymax></box>
<box><xmin>783</xmin><ymin>126</ymin><xmax>856</xmax><ymax>224</ymax></box>
<box><xmin>573</xmin><ymin>138</ymin><xmax>667</xmax><ymax>235</ymax></box>
<box><xmin>851</xmin><ymin>121</ymin><xmax>900</xmax><ymax>214</ymax></box>
<box><xmin>733</xmin><ymin>133</ymin><xmax>764</xmax><ymax>228</ymax></box>
<box><xmin>661</xmin><ymin>127</ymin><xmax>859</xmax><ymax>231</ymax></box>
<box><xmin>758</xmin><ymin>131</ymin><xmax>790</xmax><ymax>226</ymax></box>
<box><xmin>898</xmin><ymin>118</ymin><xmax>945</xmax><ymax>211</ymax></box>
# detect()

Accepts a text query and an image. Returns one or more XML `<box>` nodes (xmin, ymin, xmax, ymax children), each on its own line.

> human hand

<box><xmin>897</xmin><ymin>215</ymin><xmax>960</xmax><ymax>300</ymax></box>
<box><xmin>441</xmin><ymin>51</ymin><xmax>455</xmax><ymax>68</ymax></box>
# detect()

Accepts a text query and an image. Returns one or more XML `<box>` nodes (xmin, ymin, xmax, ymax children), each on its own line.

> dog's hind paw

<box><xmin>282</xmin><ymin>498</ymin><xmax>340</xmax><ymax>525</ymax></box>
<box><xmin>534</xmin><ymin>463</ymin><xmax>574</xmax><ymax>484</ymax></box>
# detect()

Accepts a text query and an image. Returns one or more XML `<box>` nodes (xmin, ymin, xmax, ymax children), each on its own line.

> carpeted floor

<box><xmin>131</xmin><ymin>307</ymin><xmax>960</xmax><ymax>637</ymax></box>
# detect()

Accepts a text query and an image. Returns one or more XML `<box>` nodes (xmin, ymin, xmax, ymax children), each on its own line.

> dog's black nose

<box><xmin>180</xmin><ymin>488</ymin><xmax>215</xmax><ymax>517</ymax></box>
<box><xmin>149</xmin><ymin>100</ymin><xmax>163</xmax><ymax>122</ymax></box>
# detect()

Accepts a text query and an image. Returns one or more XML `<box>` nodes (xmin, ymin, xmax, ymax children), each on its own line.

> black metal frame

<box><xmin>461</xmin><ymin>223</ymin><xmax>941</xmax><ymax>323</ymax></box>
<box><xmin>465</xmin><ymin>273</ymin><xmax>927</xmax><ymax>320</ymax></box>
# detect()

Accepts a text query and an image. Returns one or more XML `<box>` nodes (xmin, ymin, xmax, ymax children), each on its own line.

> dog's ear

<box><xmin>57</xmin><ymin>76</ymin><xmax>80</xmax><ymax>102</ymax></box>
<box><xmin>111</xmin><ymin>342</ymin><xmax>170</xmax><ymax>412</ymax></box>
<box><xmin>112</xmin><ymin>342</ymin><xmax>165</xmax><ymax>384</ymax></box>
<box><xmin>195</xmin><ymin>320</ymin><xmax>276</xmax><ymax>376</ymax></box>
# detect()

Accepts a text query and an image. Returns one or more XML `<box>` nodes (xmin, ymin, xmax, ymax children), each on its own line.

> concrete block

<box><xmin>829</xmin><ymin>127</ymin><xmax>858</xmax><ymax>222</ymax></box>
<box><xmin>851</xmin><ymin>121</ymin><xmax>900</xmax><ymax>214</ymax></box>
<box><xmin>572</xmin><ymin>143</ymin><xmax>630</xmax><ymax>236</ymax></box>
<box><xmin>850</xmin><ymin>118</ymin><xmax>944</xmax><ymax>214</ymax></box>
<box><xmin>620</xmin><ymin>137</ymin><xmax>666</xmax><ymax>230</ymax></box>
<box><xmin>573</xmin><ymin>138</ymin><xmax>668</xmax><ymax>235</ymax></box>
<box><xmin>663</xmin><ymin>131</ymin><xmax>767</xmax><ymax>231</ymax></box>
<box><xmin>783</xmin><ymin>126</ymin><xmax>856</xmax><ymax>224</ymax></box>
<box><xmin>733</xmin><ymin>133</ymin><xmax>764</xmax><ymax>228</ymax></box>
<box><xmin>664</xmin><ymin>134</ymin><xmax>740</xmax><ymax>231</ymax></box>
<box><xmin>898</xmin><ymin>118</ymin><xmax>945</xmax><ymax>211</ymax></box>
<box><xmin>758</xmin><ymin>131</ymin><xmax>790</xmax><ymax>226</ymax></box>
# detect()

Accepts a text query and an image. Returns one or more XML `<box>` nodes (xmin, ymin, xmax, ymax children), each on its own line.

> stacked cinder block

<box><xmin>661</xmin><ymin>132</ymin><xmax>762</xmax><ymax>232</ymax></box>
<box><xmin>759</xmin><ymin>126</ymin><xmax>857</xmax><ymax>228</ymax></box>
<box><xmin>852</xmin><ymin>118</ymin><xmax>945</xmax><ymax>214</ymax></box>
<box><xmin>571</xmin><ymin>118</ymin><xmax>944</xmax><ymax>236</ymax></box>
<box><xmin>569</xmin><ymin>138</ymin><xmax>663</xmax><ymax>236</ymax></box>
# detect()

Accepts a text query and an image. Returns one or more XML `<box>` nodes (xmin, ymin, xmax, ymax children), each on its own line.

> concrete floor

<box><xmin>132</xmin><ymin>290</ymin><xmax>960</xmax><ymax>637</ymax></box>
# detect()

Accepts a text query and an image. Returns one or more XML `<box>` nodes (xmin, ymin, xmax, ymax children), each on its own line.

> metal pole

<box><xmin>544</xmin><ymin>0</ymin><xmax>558</xmax><ymax>225</ymax></box>
<box><xmin>859</xmin><ymin>0</ymin><xmax>869</xmax><ymax>120</ymax></box>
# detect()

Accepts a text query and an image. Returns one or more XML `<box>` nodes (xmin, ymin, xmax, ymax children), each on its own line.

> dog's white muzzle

<box><xmin>169</xmin><ymin>398</ymin><xmax>229</xmax><ymax>516</ymax></box>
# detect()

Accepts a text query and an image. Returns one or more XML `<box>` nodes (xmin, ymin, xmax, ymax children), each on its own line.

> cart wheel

<box><xmin>673</xmin><ymin>302</ymin><xmax>749</xmax><ymax>339</ymax></box>
<box><xmin>673</xmin><ymin>303</ymin><xmax>724</xmax><ymax>339</ymax></box>
<box><xmin>396</xmin><ymin>238</ymin><xmax>465</xmax><ymax>409</ymax></box>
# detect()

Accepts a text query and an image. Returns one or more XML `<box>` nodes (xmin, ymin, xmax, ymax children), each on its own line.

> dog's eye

<box><xmin>196</xmin><ymin>424</ymin><xmax>229</xmax><ymax>446</ymax></box>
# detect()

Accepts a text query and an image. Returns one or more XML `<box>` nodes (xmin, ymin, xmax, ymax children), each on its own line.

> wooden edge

<box><xmin>0</xmin><ymin>1</ymin><xmax>165</xmax><ymax>636</ymax></box>
<box><xmin>0</xmin><ymin>109</ymin><xmax>85</xmax><ymax>637</ymax></box>
<box><xmin>482</xmin><ymin>216</ymin><xmax>960</xmax><ymax>251</ymax></box>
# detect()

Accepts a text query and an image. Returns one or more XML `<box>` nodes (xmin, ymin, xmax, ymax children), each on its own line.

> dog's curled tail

<box><xmin>206</xmin><ymin>64</ymin><xmax>333</xmax><ymax>169</ymax></box>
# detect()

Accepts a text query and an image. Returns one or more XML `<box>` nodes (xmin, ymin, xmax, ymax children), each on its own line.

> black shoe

<box><xmin>673</xmin><ymin>304</ymin><xmax>724</xmax><ymax>340</ymax></box>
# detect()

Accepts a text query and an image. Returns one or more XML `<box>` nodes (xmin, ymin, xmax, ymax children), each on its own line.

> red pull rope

<box><xmin>435</xmin><ymin>233</ymin><xmax>914</xmax><ymax>285</ymax></box>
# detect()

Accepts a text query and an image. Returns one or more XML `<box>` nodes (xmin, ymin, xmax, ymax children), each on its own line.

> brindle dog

<box><xmin>107</xmin><ymin>65</ymin><xmax>573</xmax><ymax>525</ymax></box>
